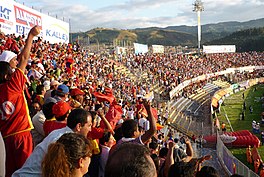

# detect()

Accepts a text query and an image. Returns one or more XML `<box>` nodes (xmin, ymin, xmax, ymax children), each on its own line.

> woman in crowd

<box><xmin>42</xmin><ymin>133</ymin><xmax>92</xmax><ymax>177</ymax></box>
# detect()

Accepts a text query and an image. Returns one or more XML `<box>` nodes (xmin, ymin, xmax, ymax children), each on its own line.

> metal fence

<box><xmin>216</xmin><ymin>131</ymin><xmax>259</xmax><ymax>177</ymax></box>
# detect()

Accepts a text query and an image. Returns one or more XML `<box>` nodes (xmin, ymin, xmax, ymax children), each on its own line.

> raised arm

<box><xmin>164</xmin><ymin>141</ymin><xmax>176</xmax><ymax>177</ymax></box>
<box><xmin>141</xmin><ymin>99</ymin><xmax>157</xmax><ymax>143</ymax></box>
<box><xmin>182</xmin><ymin>137</ymin><xmax>194</xmax><ymax>162</ymax></box>
<box><xmin>17</xmin><ymin>26</ymin><xmax>40</xmax><ymax>72</ymax></box>
<box><xmin>97</xmin><ymin>108</ymin><xmax>114</xmax><ymax>134</ymax></box>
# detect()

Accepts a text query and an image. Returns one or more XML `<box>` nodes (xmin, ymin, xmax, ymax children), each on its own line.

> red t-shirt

<box><xmin>43</xmin><ymin>120</ymin><xmax>66</xmax><ymax>136</ymax></box>
<box><xmin>0</xmin><ymin>69</ymin><xmax>33</xmax><ymax>138</ymax></box>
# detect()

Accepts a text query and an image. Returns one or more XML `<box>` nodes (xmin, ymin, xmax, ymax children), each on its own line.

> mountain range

<box><xmin>72</xmin><ymin>18</ymin><xmax>264</xmax><ymax>52</ymax></box>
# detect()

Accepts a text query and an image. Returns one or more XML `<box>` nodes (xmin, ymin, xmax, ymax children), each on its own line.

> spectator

<box><xmin>43</xmin><ymin>101</ymin><xmax>72</xmax><ymax>136</ymax></box>
<box><xmin>0</xmin><ymin>132</ymin><xmax>5</xmax><ymax>177</ymax></box>
<box><xmin>246</xmin><ymin>145</ymin><xmax>252</xmax><ymax>164</ymax></box>
<box><xmin>116</xmin><ymin>99</ymin><xmax>157</xmax><ymax>146</ymax></box>
<box><xmin>173</xmin><ymin>136</ymin><xmax>193</xmax><ymax>163</ymax></box>
<box><xmin>69</xmin><ymin>88</ymin><xmax>85</xmax><ymax>108</ymax></box>
<box><xmin>31</xmin><ymin>97</ymin><xmax>57</xmax><ymax>146</ymax></box>
<box><xmin>158</xmin><ymin>147</ymin><xmax>169</xmax><ymax>177</ymax></box>
<box><xmin>42</xmin><ymin>133</ymin><xmax>93</xmax><ymax>177</ymax></box>
<box><xmin>34</xmin><ymin>84</ymin><xmax>46</xmax><ymax>106</ymax></box>
<box><xmin>105</xmin><ymin>143</ymin><xmax>157</xmax><ymax>177</ymax></box>
<box><xmin>196</xmin><ymin>166</ymin><xmax>220</xmax><ymax>177</ymax></box>
<box><xmin>54</xmin><ymin>84</ymin><xmax>69</xmax><ymax>101</ymax></box>
<box><xmin>12</xmin><ymin>108</ymin><xmax>93</xmax><ymax>177</ymax></box>
<box><xmin>98</xmin><ymin>132</ymin><xmax>116</xmax><ymax>177</ymax></box>
<box><xmin>44</xmin><ymin>80</ymin><xmax>60</xmax><ymax>101</ymax></box>
<box><xmin>0</xmin><ymin>25</ymin><xmax>40</xmax><ymax>177</ymax></box>
<box><xmin>29</xmin><ymin>101</ymin><xmax>41</xmax><ymax>118</ymax></box>
<box><xmin>221</xmin><ymin>122</ymin><xmax>226</xmax><ymax>133</ymax></box>
<box><xmin>0</xmin><ymin>50</ymin><xmax>18</xmax><ymax>69</ymax></box>
<box><xmin>261</xmin><ymin>131</ymin><xmax>264</xmax><ymax>146</ymax></box>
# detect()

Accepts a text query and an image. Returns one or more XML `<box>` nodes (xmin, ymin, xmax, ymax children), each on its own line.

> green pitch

<box><xmin>217</xmin><ymin>84</ymin><xmax>264</xmax><ymax>169</ymax></box>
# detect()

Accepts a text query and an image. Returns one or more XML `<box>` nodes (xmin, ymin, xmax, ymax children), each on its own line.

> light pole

<box><xmin>193</xmin><ymin>0</ymin><xmax>204</xmax><ymax>56</ymax></box>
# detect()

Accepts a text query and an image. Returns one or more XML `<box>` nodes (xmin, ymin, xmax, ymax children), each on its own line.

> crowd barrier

<box><xmin>216</xmin><ymin>131</ymin><xmax>259</xmax><ymax>177</ymax></box>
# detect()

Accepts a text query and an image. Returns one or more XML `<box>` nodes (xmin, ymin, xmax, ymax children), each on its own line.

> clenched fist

<box><xmin>29</xmin><ymin>25</ymin><xmax>41</xmax><ymax>36</ymax></box>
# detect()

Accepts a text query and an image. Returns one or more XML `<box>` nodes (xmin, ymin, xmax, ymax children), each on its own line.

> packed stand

<box><xmin>0</xmin><ymin>25</ymin><xmax>263</xmax><ymax>177</ymax></box>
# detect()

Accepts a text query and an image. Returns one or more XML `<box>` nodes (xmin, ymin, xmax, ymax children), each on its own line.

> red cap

<box><xmin>52</xmin><ymin>101</ymin><xmax>72</xmax><ymax>118</ymax></box>
<box><xmin>70</xmin><ymin>88</ymin><xmax>85</xmax><ymax>97</ymax></box>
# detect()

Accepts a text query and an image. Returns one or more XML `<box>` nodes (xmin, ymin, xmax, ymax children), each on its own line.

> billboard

<box><xmin>152</xmin><ymin>45</ymin><xmax>164</xmax><ymax>53</ymax></box>
<box><xmin>134</xmin><ymin>43</ymin><xmax>148</xmax><ymax>54</ymax></box>
<box><xmin>0</xmin><ymin>0</ymin><xmax>69</xmax><ymax>43</ymax></box>
<box><xmin>203</xmin><ymin>45</ymin><xmax>236</xmax><ymax>54</ymax></box>
<box><xmin>0</xmin><ymin>0</ymin><xmax>16</xmax><ymax>34</ymax></box>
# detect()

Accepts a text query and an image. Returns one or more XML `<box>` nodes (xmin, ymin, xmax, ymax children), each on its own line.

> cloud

<box><xmin>20</xmin><ymin>0</ymin><xmax>264</xmax><ymax>32</ymax></box>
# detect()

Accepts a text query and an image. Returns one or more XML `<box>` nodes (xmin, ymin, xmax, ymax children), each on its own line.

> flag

<box><xmin>93</xmin><ymin>88</ymin><xmax>115</xmax><ymax>104</ymax></box>
<box><xmin>141</xmin><ymin>107</ymin><xmax>158</xmax><ymax>120</ymax></box>
<box><xmin>101</xmin><ymin>101</ymin><xmax>122</xmax><ymax>130</ymax></box>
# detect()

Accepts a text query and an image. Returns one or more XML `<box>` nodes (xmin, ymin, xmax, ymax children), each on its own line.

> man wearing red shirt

<box><xmin>0</xmin><ymin>26</ymin><xmax>40</xmax><ymax>177</ymax></box>
<box><xmin>43</xmin><ymin>101</ymin><xmax>72</xmax><ymax>136</ymax></box>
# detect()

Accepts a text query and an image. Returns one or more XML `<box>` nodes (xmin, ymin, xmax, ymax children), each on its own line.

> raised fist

<box><xmin>29</xmin><ymin>26</ymin><xmax>41</xmax><ymax>36</ymax></box>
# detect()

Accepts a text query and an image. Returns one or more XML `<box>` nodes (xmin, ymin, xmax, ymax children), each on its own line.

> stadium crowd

<box><xmin>0</xmin><ymin>25</ymin><xmax>263</xmax><ymax>177</ymax></box>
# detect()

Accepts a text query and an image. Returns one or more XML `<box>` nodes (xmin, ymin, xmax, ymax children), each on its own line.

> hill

<box><xmin>207</xmin><ymin>27</ymin><xmax>264</xmax><ymax>52</ymax></box>
<box><xmin>72</xmin><ymin>18</ymin><xmax>264</xmax><ymax>50</ymax></box>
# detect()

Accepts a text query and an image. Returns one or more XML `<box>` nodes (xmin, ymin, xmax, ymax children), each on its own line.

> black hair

<box><xmin>196</xmin><ymin>166</ymin><xmax>219</xmax><ymax>177</ymax></box>
<box><xmin>113</xmin><ymin>126</ymin><xmax>123</xmax><ymax>143</ymax></box>
<box><xmin>67</xmin><ymin>108</ymin><xmax>91</xmax><ymax>129</ymax></box>
<box><xmin>149</xmin><ymin>141</ymin><xmax>158</xmax><ymax>151</ymax></box>
<box><xmin>42</xmin><ymin>102</ymin><xmax>55</xmax><ymax>120</ymax></box>
<box><xmin>150</xmin><ymin>153</ymin><xmax>159</xmax><ymax>173</ymax></box>
<box><xmin>122</xmin><ymin>119</ymin><xmax>138</xmax><ymax>138</ymax></box>
<box><xmin>168</xmin><ymin>160</ymin><xmax>198</xmax><ymax>177</ymax></box>
<box><xmin>159</xmin><ymin>147</ymin><xmax>168</xmax><ymax>158</ymax></box>
<box><xmin>0</xmin><ymin>61</ymin><xmax>13</xmax><ymax>84</ymax></box>
<box><xmin>99</xmin><ymin>131</ymin><xmax>112</xmax><ymax>145</ymax></box>
<box><xmin>36</xmin><ymin>84</ymin><xmax>45</xmax><ymax>94</ymax></box>
<box><xmin>105</xmin><ymin>143</ymin><xmax>156</xmax><ymax>177</ymax></box>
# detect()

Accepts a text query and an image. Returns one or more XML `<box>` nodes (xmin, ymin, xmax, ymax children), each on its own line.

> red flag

<box><xmin>93</xmin><ymin>91</ymin><xmax>115</xmax><ymax>104</ymax></box>
<box><xmin>100</xmin><ymin>102</ymin><xmax>122</xmax><ymax>130</ymax></box>
<box><xmin>141</xmin><ymin>107</ymin><xmax>158</xmax><ymax>120</ymax></box>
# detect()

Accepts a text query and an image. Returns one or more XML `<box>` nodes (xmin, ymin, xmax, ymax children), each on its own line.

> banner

<box><xmin>0</xmin><ymin>0</ymin><xmax>16</xmax><ymax>34</ymax></box>
<box><xmin>42</xmin><ymin>13</ymin><xmax>69</xmax><ymax>43</ymax></box>
<box><xmin>134</xmin><ymin>43</ymin><xmax>148</xmax><ymax>54</ymax></box>
<box><xmin>0</xmin><ymin>0</ymin><xmax>69</xmax><ymax>43</ymax></box>
<box><xmin>152</xmin><ymin>45</ymin><xmax>164</xmax><ymax>53</ymax></box>
<box><xmin>115</xmin><ymin>46</ymin><xmax>126</xmax><ymax>55</ymax></box>
<box><xmin>203</xmin><ymin>45</ymin><xmax>236</xmax><ymax>54</ymax></box>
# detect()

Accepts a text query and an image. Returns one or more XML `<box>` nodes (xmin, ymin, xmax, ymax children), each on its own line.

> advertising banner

<box><xmin>13</xmin><ymin>2</ymin><xmax>43</xmax><ymax>37</ymax></box>
<box><xmin>0</xmin><ymin>0</ymin><xmax>69</xmax><ymax>43</ymax></box>
<box><xmin>152</xmin><ymin>45</ymin><xmax>164</xmax><ymax>53</ymax></box>
<box><xmin>203</xmin><ymin>45</ymin><xmax>236</xmax><ymax>54</ymax></box>
<box><xmin>42</xmin><ymin>13</ymin><xmax>69</xmax><ymax>43</ymax></box>
<box><xmin>134</xmin><ymin>43</ymin><xmax>148</xmax><ymax>54</ymax></box>
<box><xmin>0</xmin><ymin>0</ymin><xmax>16</xmax><ymax>34</ymax></box>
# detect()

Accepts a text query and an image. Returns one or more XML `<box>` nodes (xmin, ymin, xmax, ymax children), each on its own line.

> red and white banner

<box><xmin>0</xmin><ymin>0</ymin><xmax>69</xmax><ymax>43</ymax></box>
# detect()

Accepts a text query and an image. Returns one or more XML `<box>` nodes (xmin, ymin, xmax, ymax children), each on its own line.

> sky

<box><xmin>17</xmin><ymin>0</ymin><xmax>264</xmax><ymax>32</ymax></box>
